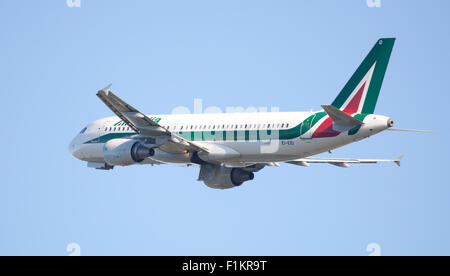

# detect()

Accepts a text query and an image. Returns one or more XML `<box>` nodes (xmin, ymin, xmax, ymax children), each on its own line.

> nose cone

<box><xmin>69</xmin><ymin>136</ymin><xmax>84</xmax><ymax>160</ymax></box>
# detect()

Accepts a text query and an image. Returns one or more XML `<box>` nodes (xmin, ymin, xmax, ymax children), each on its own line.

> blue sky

<box><xmin>0</xmin><ymin>0</ymin><xmax>449</xmax><ymax>255</ymax></box>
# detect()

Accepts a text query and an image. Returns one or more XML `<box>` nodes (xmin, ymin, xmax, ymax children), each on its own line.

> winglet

<box><xmin>101</xmin><ymin>83</ymin><xmax>112</xmax><ymax>95</ymax></box>
<box><xmin>395</xmin><ymin>155</ymin><xmax>403</xmax><ymax>167</ymax></box>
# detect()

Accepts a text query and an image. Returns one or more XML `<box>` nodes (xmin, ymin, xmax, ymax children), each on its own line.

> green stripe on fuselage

<box><xmin>348</xmin><ymin>113</ymin><xmax>369</xmax><ymax>135</ymax></box>
<box><xmin>300</xmin><ymin>112</ymin><xmax>327</xmax><ymax>135</ymax></box>
<box><xmin>84</xmin><ymin>112</ymin><xmax>370</xmax><ymax>144</ymax></box>
<box><xmin>84</xmin><ymin>132</ymin><xmax>137</xmax><ymax>144</ymax></box>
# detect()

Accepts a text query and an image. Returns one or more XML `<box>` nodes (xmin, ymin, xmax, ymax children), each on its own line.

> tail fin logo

<box><xmin>340</xmin><ymin>63</ymin><xmax>376</xmax><ymax>114</ymax></box>
<box><xmin>311</xmin><ymin>38</ymin><xmax>395</xmax><ymax>139</ymax></box>
<box><xmin>331</xmin><ymin>38</ymin><xmax>395</xmax><ymax>114</ymax></box>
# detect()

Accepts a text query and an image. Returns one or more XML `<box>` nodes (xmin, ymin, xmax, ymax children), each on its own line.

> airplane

<box><xmin>69</xmin><ymin>38</ymin><xmax>429</xmax><ymax>189</ymax></box>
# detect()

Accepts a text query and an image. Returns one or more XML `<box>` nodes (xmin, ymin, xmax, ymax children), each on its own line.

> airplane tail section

<box><xmin>331</xmin><ymin>38</ymin><xmax>395</xmax><ymax>114</ymax></box>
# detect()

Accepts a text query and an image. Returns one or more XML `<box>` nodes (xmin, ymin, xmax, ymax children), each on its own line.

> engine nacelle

<box><xmin>198</xmin><ymin>163</ymin><xmax>255</xmax><ymax>189</ymax></box>
<box><xmin>103</xmin><ymin>139</ymin><xmax>154</xmax><ymax>166</ymax></box>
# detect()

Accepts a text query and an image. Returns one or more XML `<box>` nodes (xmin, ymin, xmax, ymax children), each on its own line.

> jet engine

<box><xmin>198</xmin><ymin>163</ymin><xmax>255</xmax><ymax>189</ymax></box>
<box><xmin>103</xmin><ymin>138</ymin><xmax>154</xmax><ymax>166</ymax></box>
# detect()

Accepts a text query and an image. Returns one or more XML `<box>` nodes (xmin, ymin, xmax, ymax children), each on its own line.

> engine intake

<box><xmin>231</xmin><ymin>168</ymin><xmax>254</xmax><ymax>186</ymax></box>
<box><xmin>198</xmin><ymin>164</ymin><xmax>255</xmax><ymax>189</ymax></box>
<box><xmin>103</xmin><ymin>139</ymin><xmax>154</xmax><ymax>166</ymax></box>
<box><xmin>131</xmin><ymin>142</ymin><xmax>155</xmax><ymax>162</ymax></box>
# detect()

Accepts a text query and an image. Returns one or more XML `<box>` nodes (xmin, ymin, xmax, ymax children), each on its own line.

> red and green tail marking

<box><xmin>309</xmin><ymin>38</ymin><xmax>395</xmax><ymax>138</ymax></box>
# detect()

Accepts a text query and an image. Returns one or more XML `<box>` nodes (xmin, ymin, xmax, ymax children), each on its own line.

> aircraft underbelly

<box><xmin>217</xmin><ymin>133</ymin><xmax>359</xmax><ymax>162</ymax></box>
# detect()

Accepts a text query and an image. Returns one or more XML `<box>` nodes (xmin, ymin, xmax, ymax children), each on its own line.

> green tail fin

<box><xmin>331</xmin><ymin>38</ymin><xmax>395</xmax><ymax>114</ymax></box>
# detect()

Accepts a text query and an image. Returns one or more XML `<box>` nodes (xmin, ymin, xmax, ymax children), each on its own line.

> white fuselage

<box><xmin>69</xmin><ymin>111</ymin><xmax>391</xmax><ymax>166</ymax></box>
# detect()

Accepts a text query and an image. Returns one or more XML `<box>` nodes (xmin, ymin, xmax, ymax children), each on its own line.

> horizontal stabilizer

<box><xmin>321</xmin><ymin>105</ymin><xmax>363</xmax><ymax>127</ymax></box>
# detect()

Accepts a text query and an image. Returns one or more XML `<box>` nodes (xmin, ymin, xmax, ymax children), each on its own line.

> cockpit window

<box><xmin>79</xmin><ymin>127</ymin><xmax>87</xmax><ymax>134</ymax></box>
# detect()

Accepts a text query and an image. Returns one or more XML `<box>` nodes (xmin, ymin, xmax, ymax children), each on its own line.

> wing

<box><xmin>96</xmin><ymin>84</ymin><xmax>208</xmax><ymax>154</ymax></box>
<box><xmin>387</xmin><ymin>128</ymin><xmax>434</xmax><ymax>133</ymax></box>
<box><xmin>96</xmin><ymin>84</ymin><xmax>167</xmax><ymax>136</ymax></box>
<box><xmin>286</xmin><ymin>156</ymin><xmax>403</xmax><ymax>168</ymax></box>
